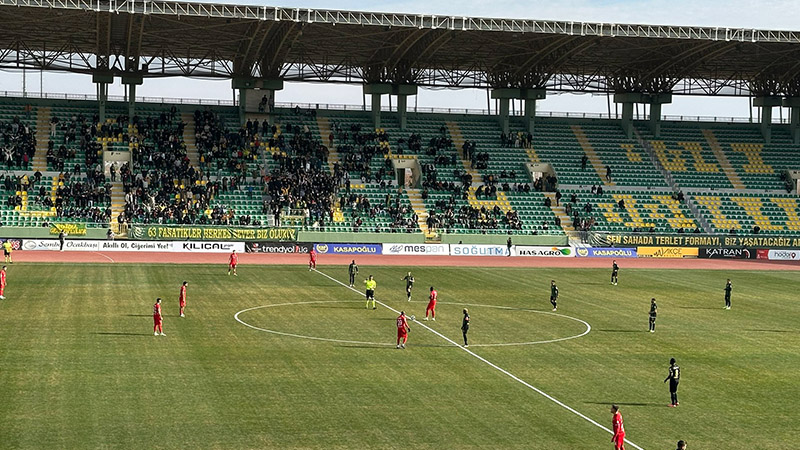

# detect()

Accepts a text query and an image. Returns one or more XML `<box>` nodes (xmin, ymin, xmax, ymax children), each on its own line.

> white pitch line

<box><xmin>313</xmin><ymin>268</ymin><xmax>645</xmax><ymax>450</ymax></box>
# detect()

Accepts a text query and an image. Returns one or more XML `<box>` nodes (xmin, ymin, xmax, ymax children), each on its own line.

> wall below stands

<box><xmin>440</xmin><ymin>233</ymin><xmax>568</xmax><ymax>246</ymax></box>
<box><xmin>298</xmin><ymin>231</ymin><xmax>425</xmax><ymax>244</ymax></box>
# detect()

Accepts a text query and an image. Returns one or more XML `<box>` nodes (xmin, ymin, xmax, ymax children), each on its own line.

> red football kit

<box><xmin>309</xmin><ymin>250</ymin><xmax>317</xmax><ymax>269</ymax></box>
<box><xmin>153</xmin><ymin>302</ymin><xmax>163</xmax><ymax>333</ymax></box>
<box><xmin>612</xmin><ymin>411</ymin><xmax>625</xmax><ymax>450</ymax></box>
<box><xmin>229</xmin><ymin>252</ymin><xmax>238</xmax><ymax>267</ymax></box>
<box><xmin>425</xmin><ymin>289</ymin><xmax>437</xmax><ymax>319</ymax></box>
<box><xmin>179</xmin><ymin>285</ymin><xmax>187</xmax><ymax>307</ymax></box>
<box><xmin>396</xmin><ymin>314</ymin><xmax>409</xmax><ymax>344</ymax></box>
<box><xmin>0</xmin><ymin>268</ymin><xmax>6</xmax><ymax>296</ymax></box>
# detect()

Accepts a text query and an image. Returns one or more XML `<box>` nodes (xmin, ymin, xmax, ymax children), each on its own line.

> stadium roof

<box><xmin>2</xmin><ymin>0</ymin><xmax>800</xmax><ymax>96</ymax></box>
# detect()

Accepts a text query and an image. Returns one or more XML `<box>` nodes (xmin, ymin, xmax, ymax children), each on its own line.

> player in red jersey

<box><xmin>0</xmin><ymin>265</ymin><xmax>7</xmax><ymax>299</ymax></box>
<box><xmin>424</xmin><ymin>286</ymin><xmax>437</xmax><ymax>321</ymax></box>
<box><xmin>396</xmin><ymin>311</ymin><xmax>410</xmax><ymax>349</ymax></box>
<box><xmin>308</xmin><ymin>248</ymin><xmax>317</xmax><ymax>271</ymax></box>
<box><xmin>179</xmin><ymin>281</ymin><xmax>188</xmax><ymax>317</ymax></box>
<box><xmin>611</xmin><ymin>404</ymin><xmax>625</xmax><ymax>450</ymax></box>
<box><xmin>228</xmin><ymin>250</ymin><xmax>238</xmax><ymax>276</ymax></box>
<box><xmin>153</xmin><ymin>298</ymin><xmax>165</xmax><ymax>336</ymax></box>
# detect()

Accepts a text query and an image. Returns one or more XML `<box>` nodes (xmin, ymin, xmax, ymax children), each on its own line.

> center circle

<box><xmin>234</xmin><ymin>300</ymin><xmax>591</xmax><ymax>347</ymax></box>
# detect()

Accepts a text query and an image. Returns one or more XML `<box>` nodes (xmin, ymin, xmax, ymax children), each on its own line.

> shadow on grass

<box><xmin>94</xmin><ymin>332</ymin><xmax>152</xmax><ymax>336</ymax></box>
<box><xmin>584</xmin><ymin>401</ymin><xmax>663</xmax><ymax>407</ymax></box>
<box><xmin>310</xmin><ymin>305</ymin><xmax>365</xmax><ymax>310</ymax></box>
<box><xmin>597</xmin><ymin>329</ymin><xmax>646</xmax><ymax>333</ymax></box>
<box><xmin>744</xmin><ymin>329</ymin><xmax>796</xmax><ymax>333</ymax></box>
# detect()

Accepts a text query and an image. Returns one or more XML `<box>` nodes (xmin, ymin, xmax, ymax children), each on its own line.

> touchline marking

<box><xmin>313</xmin><ymin>269</ymin><xmax>645</xmax><ymax>450</ymax></box>
<box><xmin>235</xmin><ymin>301</ymin><xmax>395</xmax><ymax>346</ymax></box>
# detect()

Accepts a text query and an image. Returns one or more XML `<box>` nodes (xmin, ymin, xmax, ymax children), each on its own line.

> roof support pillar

<box><xmin>491</xmin><ymin>89</ymin><xmax>520</xmax><ymax>135</ymax></box>
<box><xmin>646</xmin><ymin>93</ymin><xmax>672</xmax><ymax>138</ymax></box>
<box><xmin>392</xmin><ymin>85</ymin><xmax>417</xmax><ymax>131</ymax></box>
<box><xmin>364</xmin><ymin>84</ymin><xmax>392</xmax><ymax>130</ymax></box>
<box><xmin>783</xmin><ymin>97</ymin><xmax>800</xmax><ymax>145</ymax></box>
<box><xmin>522</xmin><ymin>89</ymin><xmax>546</xmax><ymax>134</ymax></box>
<box><xmin>233</xmin><ymin>78</ymin><xmax>284</xmax><ymax>125</ymax></box>
<box><xmin>754</xmin><ymin>96</ymin><xmax>781</xmax><ymax>143</ymax></box>
<box><xmin>121</xmin><ymin>75</ymin><xmax>143</xmax><ymax>120</ymax></box>
<box><xmin>613</xmin><ymin>93</ymin><xmax>645</xmax><ymax>139</ymax></box>
<box><xmin>93</xmin><ymin>74</ymin><xmax>113</xmax><ymax>123</ymax></box>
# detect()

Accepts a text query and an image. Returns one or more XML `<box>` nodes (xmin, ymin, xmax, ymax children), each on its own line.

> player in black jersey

<box><xmin>550</xmin><ymin>280</ymin><xmax>558</xmax><ymax>311</ymax></box>
<box><xmin>402</xmin><ymin>272</ymin><xmax>415</xmax><ymax>301</ymax></box>
<box><xmin>611</xmin><ymin>260</ymin><xmax>619</xmax><ymax>285</ymax></box>
<box><xmin>664</xmin><ymin>357</ymin><xmax>681</xmax><ymax>407</ymax></box>
<box><xmin>461</xmin><ymin>308</ymin><xmax>470</xmax><ymax>347</ymax></box>
<box><xmin>723</xmin><ymin>278</ymin><xmax>732</xmax><ymax>310</ymax></box>
<box><xmin>649</xmin><ymin>298</ymin><xmax>658</xmax><ymax>333</ymax></box>
<box><xmin>348</xmin><ymin>260</ymin><xmax>359</xmax><ymax>287</ymax></box>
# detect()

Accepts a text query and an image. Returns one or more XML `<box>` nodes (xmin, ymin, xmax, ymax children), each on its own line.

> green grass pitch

<box><xmin>0</xmin><ymin>262</ymin><xmax>798</xmax><ymax>449</ymax></box>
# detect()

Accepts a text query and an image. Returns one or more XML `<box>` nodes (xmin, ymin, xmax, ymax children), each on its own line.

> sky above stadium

<box><xmin>2</xmin><ymin>0</ymin><xmax>799</xmax><ymax>118</ymax></box>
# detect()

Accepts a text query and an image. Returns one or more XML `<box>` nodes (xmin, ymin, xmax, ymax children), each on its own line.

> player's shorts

<box><xmin>366</xmin><ymin>289</ymin><xmax>374</xmax><ymax>298</ymax></box>
<box><xmin>153</xmin><ymin>315</ymin><xmax>162</xmax><ymax>326</ymax></box>
<box><xmin>426</xmin><ymin>301</ymin><xmax>436</xmax><ymax>311</ymax></box>
<box><xmin>397</xmin><ymin>328</ymin><xmax>407</xmax><ymax>338</ymax></box>
<box><xmin>406</xmin><ymin>285</ymin><xmax>413</xmax><ymax>291</ymax></box>
<box><xmin>613</xmin><ymin>434</ymin><xmax>625</xmax><ymax>449</ymax></box>
<box><xmin>550</xmin><ymin>295</ymin><xmax>558</xmax><ymax>301</ymax></box>
<box><xmin>3</xmin><ymin>250</ymin><xmax>9</xmax><ymax>256</ymax></box>
<box><xmin>179</xmin><ymin>300</ymin><xmax>186</xmax><ymax>307</ymax></box>
<box><xmin>229</xmin><ymin>263</ymin><xmax>237</xmax><ymax>268</ymax></box>
<box><xmin>649</xmin><ymin>315</ymin><xmax>656</xmax><ymax>322</ymax></box>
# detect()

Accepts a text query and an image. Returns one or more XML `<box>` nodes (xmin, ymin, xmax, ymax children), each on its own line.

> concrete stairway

<box><xmin>181</xmin><ymin>113</ymin><xmax>200</xmax><ymax>168</ymax></box>
<box><xmin>33</xmin><ymin>107</ymin><xmax>51</xmax><ymax>172</ymax></box>
<box><xmin>405</xmin><ymin>188</ymin><xmax>431</xmax><ymax>237</ymax></box>
<box><xmin>702</xmin><ymin>129</ymin><xmax>745</xmax><ymax>189</ymax></box>
<box><xmin>110</xmin><ymin>181</ymin><xmax>125</xmax><ymax>235</ymax></box>
<box><xmin>571</xmin><ymin>124</ymin><xmax>615</xmax><ymax>186</ymax></box>
<box><xmin>445</xmin><ymin>121</ymin><xmax>482</xmax><ymax>184</ymax></box>
<box><xmin>316</xmin><ymin>116</ymin><xmax>341</xmax><ymax>175</ymax></box>
<box><xmin>543</xmin><ymin>191</ymin><xmax>575</xmax><ymax>232</ymax></box>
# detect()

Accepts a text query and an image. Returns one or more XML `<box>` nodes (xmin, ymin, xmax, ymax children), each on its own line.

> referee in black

<box><xmin>723</xmin><ymin>278</ymin><xmax>732</xmax><ymax>310</ymax></box>
<box><xmin>461</xmin><ymin>308</ymin><xmax>470</xmax><ymax>347</ymax></box>
<box><xmin>348</xmin><ymin>260</ymin><xmax>359</xmax><ymax>287</ymax></box>
<box><xmin>664</xmin><ymin>357</ymin><xmax>681</xmax><ymax>407</ymax></box>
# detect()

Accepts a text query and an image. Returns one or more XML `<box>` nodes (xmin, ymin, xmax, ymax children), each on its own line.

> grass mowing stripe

<box><xmin>313</xmin><ymin>268</ymin><xmax>645</xmax><ymax>450</ymax></box>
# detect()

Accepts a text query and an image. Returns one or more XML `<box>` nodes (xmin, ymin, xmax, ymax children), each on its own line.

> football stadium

<box><xmin>0</xmin><ymin>1</ymin><xmax>799</xmax><ymax>449</ymax></box>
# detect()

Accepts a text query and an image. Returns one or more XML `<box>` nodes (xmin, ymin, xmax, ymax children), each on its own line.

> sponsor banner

<box><xmin>129</xmin><ymin>225</ymin><xmax>297</xmax><ymax>242</ymax></box>
<box><xmin>383</xmin><ymin>243</ymin><xmax>449</xmax><ymax>256</ymax></box>
<box><xmin>245</xmin><ymin>242</ymin><xmax>314</xmax><ymax>254</ymax></box>
<box><xmin>637</xmin><ymin>246</ymin><xmax>698</xmax><ymax>258</ymax></box>
<box><xmin>763</xmin><ymin>249</ymin><xmax>800</xmax><ymax>261</ymax></box>
<box><xmin>699</xmin><ymin>248</ymin><xmax>757</xmax><ymax>259</ymax></box>
<box><xmin>0</xmin><ymin>238</ymin><xmax>23</xmax><ymax>251</ymax></box>
<box><xmin>576</xmin><ymin>247</ymin><xmax>638</xmax><ymax>258</ymax></box>
<box><xmin>170</xmin><ymin>241</ymin><xmax>245</xmax><ymax>253</ymax></box>
<box><xmin>314</xmin><ymin>243</ymin><xmax>382</xmax><ymax>255</ymax></box>
<box><xmin>50</xmin><ymin>223</ymin><xmax>87</xmax><ymax>236</ymax></box>
<box><xmin>450</xmin><ymin>244</ymin><xmax>509</xmax><ymax>257</ymax></box>
<box><xmin>21</xmin><ymin>239</ymin><xmax>244</xmax><ymax>253</ymax></box>
<box><xmin>593</xmin><ymin>232</ymin><xmax>800</xmax><ymax>249</ymax></box>
<box><xmin>757</xmin><ymin>249</ymin><xmax>769</xmax><ymax>260</ymax></box>
<box><xmin>513</xmin><ymin>246</ymin><xmax>574</xmax><ymax>257</ymax></box>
